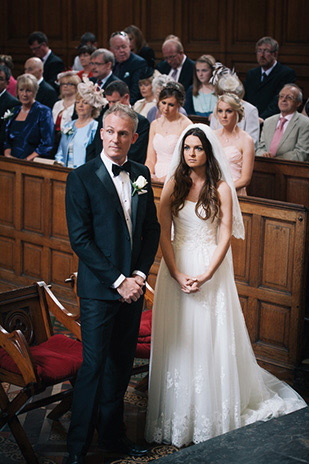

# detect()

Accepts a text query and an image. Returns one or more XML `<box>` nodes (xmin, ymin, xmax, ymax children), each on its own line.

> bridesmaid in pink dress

<box><xmin>146</xmin><ymin>82</ymin><xmax>191</xmax><ymax>183</ymax></box>
<box><xmin>215</xmin><ymin>94</ymin><xmax>255</xmax><ymax>195</ymax></box>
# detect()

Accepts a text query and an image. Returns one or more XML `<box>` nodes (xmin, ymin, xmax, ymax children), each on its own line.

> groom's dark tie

<box><xmin>112</xmin><ymin>161</ymin><xmax>131</xmax><ymax>177</ymax></box>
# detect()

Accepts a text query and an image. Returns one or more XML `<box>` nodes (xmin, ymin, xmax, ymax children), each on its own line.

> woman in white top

<box><xmin>52</xmin><ymin>71</ymin><xmax>81</xmax><ymax>132</ymax></box>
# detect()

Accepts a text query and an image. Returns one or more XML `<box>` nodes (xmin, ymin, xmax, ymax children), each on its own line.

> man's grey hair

<box><xmin>256</xmin><ymin>36</ymin><xmax>279</xmax><ymax>53</ymax></box>
<box><xmin>162</xmin><ymin>38</ymin><xmax>183</xmax><ymax>53</ymax></box>
<box><xmin>281</xmin><ymin>84</ymin><xmax>303</xmax><ymax>104</ymax></box>
<box><xmin>103</xmin><ymin>103</ymin><xmax>138</xmax><ymax>133</ymax></box>
<box><xmin>91</xmin><ymin>48</ymin><xmax>115</xmax><ymax>67</ymax></box>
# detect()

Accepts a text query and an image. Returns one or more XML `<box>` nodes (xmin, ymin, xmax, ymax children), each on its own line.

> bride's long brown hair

<box><xmin>171</xmin><ymin>128</ymin><xmax>222</xmax><ymax>221</ymax></box>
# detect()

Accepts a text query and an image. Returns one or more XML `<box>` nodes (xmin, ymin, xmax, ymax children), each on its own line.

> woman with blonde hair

<box><xmin>4</xmin><ymin>73</ymin><xmax>54</xmax><ymax>160</ymax></box>
<box><xmin>55</xmin><ymin>78</ymin><xmax>105</xmax><ymax>168</ymax></box>
<box><xmin>214</xmin><ymin>93</ymin><xmax>255</xmax><ymax>195</ymax></box>
<box><xmin>52</xmin><ymin>71</ymin><xmax>81</xmax><ymax>132</ymax></box>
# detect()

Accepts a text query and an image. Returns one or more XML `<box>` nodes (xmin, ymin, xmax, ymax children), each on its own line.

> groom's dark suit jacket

<box><xmin>65</xmin><ymin>156</ymin><xmax>160</xmax><ymax>300</ymax></box>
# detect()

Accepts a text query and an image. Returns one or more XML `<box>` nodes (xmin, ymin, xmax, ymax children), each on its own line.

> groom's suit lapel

<box><xmin>130</xmin><ymin>164</ymin><xmax>140</xmax><ymax>236</ymax></box>
<box><xmin>95</xmin><ymin>158</ymin><xmax>129</xmax><ymax>232</ymax></box>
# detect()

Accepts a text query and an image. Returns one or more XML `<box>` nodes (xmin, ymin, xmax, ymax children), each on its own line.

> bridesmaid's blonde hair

<box><xmin>214</xmin><ymin>93</ymin><xmax>245</xmax><ymax>123</ymax></box>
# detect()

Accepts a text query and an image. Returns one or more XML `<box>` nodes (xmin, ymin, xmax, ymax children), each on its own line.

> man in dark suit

<box><xmin>64</xmin><ymin>104</ymin><xmax>160</xmax><ymax>463</ymax></box>
<box><xmin>244</xmin><ymin>36</ymin><xmax>296</xmax><ymax>121</ymax></box>
<box><xmin>0</xmin><ymin>65</ymin><xmax>20</xmax><ymax>155</ymax></box>
<box><xmin>28</xmin><ymin>31</ymin><xmax>65</xmax><ymax>92</ymax></box>
<box><xmin>86</xmin><ymin>80</ymin><xmax>149</xmax><ymax>164</ymax></box>
<box><xmin>89</xmin><ymin>48</ymin><xmax>119</xmax><ymax>90</ymax></box>
<box><xmin>24</xmin><ymin>57</ymin><xmax>58</xmax><ymax>109</ymax></box>
<box><xmin>156</xmin><ymin>37</ymin><xmax>195</xmax><ymax>91</ymax></box>
<box><xmin>109</xmin><ymin>31</ymin><xmax>148</xmax><ymax>105</ymax></box>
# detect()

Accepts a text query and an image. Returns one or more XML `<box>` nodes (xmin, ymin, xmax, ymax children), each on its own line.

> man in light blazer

<box><xmin>256</xmin><ymin>84</ymin><xmax>309</xmax><ymax>161</ymax></box>
<box><xmin>64</xmin><ymin>104</ymin><xmax>160</xmax><ymax>463</ymax></box>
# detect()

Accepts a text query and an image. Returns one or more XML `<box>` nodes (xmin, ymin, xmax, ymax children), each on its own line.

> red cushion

<box><xmin>135</xmin><ymin>342</ymin><xmax>151</xmax><ymax>359</ymax></box>
<box><xmin>138</xmin><ymin>309</ymin><xmax>152</xmax><ymax>337</ymax></box>
<box><xmin>0</xmin><ymin>334</ymin><xmax>83</xmax><ymax>384</ymax></box>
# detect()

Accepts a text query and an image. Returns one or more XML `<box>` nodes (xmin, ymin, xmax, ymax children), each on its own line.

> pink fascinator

<box><xmin>77</xmin><ymin>77</ymin><xmax>107</xmax><ymax>109</ymax></box>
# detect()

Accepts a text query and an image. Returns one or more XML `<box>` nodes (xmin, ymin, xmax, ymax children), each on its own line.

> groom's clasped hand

<box><xmin>117</xmin><ymin>276</ymin><xmax>145</xmax><ymax>303</ymax></box>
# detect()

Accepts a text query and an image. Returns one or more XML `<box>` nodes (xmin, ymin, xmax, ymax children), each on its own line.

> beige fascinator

<box><xmin>215</xmin><ymin>69</ymin><xmax>244</xmax><ymax>98</ymax></box>
<box><xmin>77</xmin><ymin>77</ymin><xmax>107</xmax><ymax>109</ymax></box>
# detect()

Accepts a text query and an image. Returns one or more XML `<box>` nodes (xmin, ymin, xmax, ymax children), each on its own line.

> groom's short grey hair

<box><xmin>103</xmin><ymin>103</ymin><xmax>138</xmax><ymax>134</ymax></box>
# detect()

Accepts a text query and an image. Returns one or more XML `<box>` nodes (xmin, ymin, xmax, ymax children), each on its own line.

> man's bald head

<box><xmin>24</xmin><ymin>57</ymin><xmax>43</xmax><ymax>80</ymax></box>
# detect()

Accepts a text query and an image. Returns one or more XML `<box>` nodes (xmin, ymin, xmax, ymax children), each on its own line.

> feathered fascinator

<box><xmin>77</xmin><ymin>77</ymin><xmax>107</xmax><ymax>109</ymax></box>
<box><xmin>216</xmin><ymin>69</ymin><xmax>244</xmax><ymax>97</ymax></box>
<box><xmin>209</xmin><ymin>62</ymin><xmax>230</xmax><ymax>86</ymax></box>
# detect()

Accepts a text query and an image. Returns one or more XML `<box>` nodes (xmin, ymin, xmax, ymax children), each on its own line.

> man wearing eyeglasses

<box><xmin>244</xmin><ymin>37</ymin><xmax>296</xmax><ymax>121</ymax></box>
<box><xmin>28</xmin><ymin>31</ymin><xmax>65</xmax><ymax>93</ymax></box>
<box><xmin>156</xmin><ymin>37</ymin><xmax>195</xmax><ymax>91</ymax></box>
<box><xmin>89</xmin><ymin>48</ymin><xmax>120</xmax><ymax>90</ymax></box>
<box><xmin>256</xmin><ymin>84</ymin><xmax>309</xmax><ymax>161</ymax></box>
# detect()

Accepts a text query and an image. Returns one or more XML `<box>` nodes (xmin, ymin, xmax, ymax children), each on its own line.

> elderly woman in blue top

<box><xmin>55</xmin><ymin>78</ymin><xmax>104</xmax><ymax>168</ymax></box>
<box><xmin>4</xmin><ymin>73</ymin><xmax>54</xmax><ymax>160</ymax></box>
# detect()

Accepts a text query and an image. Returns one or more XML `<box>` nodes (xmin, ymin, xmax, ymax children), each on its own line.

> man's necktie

<box><xmin>97</xmin><ymin>80</ymin><xmax>103</xmax><ymax>88</ymax></box>
<box><xmin>112</xmin><ymin>161</ymin><xmax>131</xmax><ymax>177</ymax></box>
<box><xmin>261</xmin><ymin>72</ymin><xmax>267</xmax><ymax>82</ymax></box>
<box><xmin>269</xmin><ymin>117</ymin><xmax>287</xmax><ymax>156</ymax></box>
<box><xmin>171</xmin><ymin>68</ymin><xmax>178</xmax><ymax>81</ymax></box>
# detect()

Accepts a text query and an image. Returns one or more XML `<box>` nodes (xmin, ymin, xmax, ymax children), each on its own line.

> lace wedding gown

<box><xmin>145</xmin><ymin>201</ymin><xmax>306</xmax><ymax>447</ymax></box>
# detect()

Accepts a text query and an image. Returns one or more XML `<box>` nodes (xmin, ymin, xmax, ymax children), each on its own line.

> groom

<box><xmin>64</xmin><ymin>104</ymin><xmax>160</xmax><ymax>463</ymax></box>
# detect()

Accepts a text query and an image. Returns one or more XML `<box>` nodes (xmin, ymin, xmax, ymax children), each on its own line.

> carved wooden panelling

<box><xmin>257</xmin><ymin>301</ymin><xmax>290</xmax><ymax>359</ymax></box>
<box><xmin>286</xmin><ymin>177</ymin><xmax>309</xmax><ymax>207</ymax></box>
<box><xmin>105</xmin><ymin>0</ymin><xmax>136</xmax><ymax>37</ymax></box>
<box><xmin>0</xmin><ymin>171</ymin><xmax>15</xmax><ymax>227</ymax></box>
<box><xmin>70</xmin><ymin>0</ymin><xmax>99</xmax><ymax>43</ymax></box>
<box><xmin>35</xmin><ymin>0</ymin><xmax>64</xmax><ymax>43</ymax></box>
<box><xmin>4</xmin><ymin>0</ymin><xmax>34</xmax><ymax>44</ymax></box>
<box><xmin>22</xmin><ymin>175</ymin><xmax>43</xmax><ymax>234</ymax></box>
<box><xmin>145</xmin><ymin>0</ymin><xmax>179</xmax><ymax>44</ymax></box>
<box><xmin>232</xmin><ymin>213</ymin><xmax>251</xmax><ymax>283</ymax></box>
<box><xmin>283</xmin><ymin>0</ymin><xmax>309</xmax><ymax>46</ymax></box>
<box><xmin>0</xmin><ymin>236</ymin><xmax>15</xmax><ymax>271</ymax></box>
<box><xmin>261</xmin><ymin>219</ymin><xmax>294</xmax><ymax>292</ymax></box>
<box><xmin>51</xmin><ymin>180</ymin><xmax>69</xmax><ymax>239</ymax></box>
<box><xmin>21</xmin><ymin>242</ymin><xmax>42</xmax><ymax>278</ymax></box>
<box><xmin>50</xmin><ymin>249</ymin><xmax>75</xmax><ymax>285</ymax></box>
<box><xmin>248</xmin><ymin>172</ymin><xmax>277</xmax><ymax>200</ymax></box>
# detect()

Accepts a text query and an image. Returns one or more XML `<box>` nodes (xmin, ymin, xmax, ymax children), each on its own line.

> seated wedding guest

<box><xmin>72</xmin><ymin>32</ymin><xmax>97</xmax><ymax>71</ymax></box>
<box><xmin>0</xmin><ymin>65</ymin><xmax>20</xmax><ymax>155</ymax></box>
<box><xmin>4</xmin><ymin>74</ymin><xmax>54</xmax><ymax>160</ymax></box>
<box><xmin>76</xmin><ymin>45</ymin><xmax>96</xmax><ymax>81</ymax></box>
<box><xmin>147</xmin><ymin>74</ymin><xmax>187</xmax><ymax>123</ymax></box>
<box><xmin>89</xmin><ymin>48</ymin><xmax>119</xmax><ymax>90</ymax></box>
<box><xmin>52</xmin><ymin>71</ymin><xmax>81</xmax><ymax>155</ymax></box>
<box><xmin>28</xmin><ymin>31</ymin><xmax>65</xmax><ymax>92</ymax></box>
<box><xmin>109</xmin><ymin>31</ymin><xmax>148</xmax><ymax>104</ymax></box>
<box><xmin>0</xmin><ymin>55</ymin><xmax>16</xmax><ymax>96</ymax></box>
<box><xmin>185</xmin><ymin>54</ymin><xmax>217</xmax><ymax>117</ymax></box>
<box><xmin>133</xmin><ymin>71</ymin><xmax>158</xmax><ymax>117</ymax></box>
<box><xmin>145</xmin><ymin>81</ymin><xmax>191</xmax><ymax>183</ymax></box>
<box><xmin>256</xmin><ymin>84</ymin><xmax>309</xmax><ymax>161</ymax></box>
<box><xmin>210</xmin><ymin>70</ymin><xmax>260</xmax><ymax>148</ymax></box>
<box><xmin>244</xmin><ymin>36</ymin><xmax>296</xmax><ymax>121</ymax></box>
<box><xmin>124</xmin><ymin>24</ymin><xmax>156</xmax><ymax>69</ymax></box>
<box><xmin>157</xmin><ymin>37</ymin><xmax>195</xmax><ymax>91</ymax></box>
<box><xmin>55</xmin><ymin>79</ymin><xmax>103</xmax><ymax>168</ymax></box>
<box><xmin>86</xmin><ymin>80</ymin><xmax>149</xmax><ymax>165</ymax></box>
<box><xmin>215</xmin><ymin>93</ymin><xmax>255</xmax><ymax>195</ymax></box>
<box><xmin>24</xmin><ymin>57</ymin><xmax>58</xmax><ymax>109</ymax></box>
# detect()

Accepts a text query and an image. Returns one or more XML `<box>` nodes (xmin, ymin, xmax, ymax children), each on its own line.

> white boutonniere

<box><xmin>124</xmin><ymin>72</ymin><xmax>130</xmax><ymax>78</ymax></box>
<box><xmin>131</xmin><ymin>176</ymin><xmax>148</xmax><ymax>196</ymax></box>
<box><xmin>2</xmin><ymin>109</ymin><xmax>14</xmax><ymax>121</ymax></box>
<box><xmin>62</xmin><ymin>126</ymin><xmax>74</xmax><ymax>136</ymax></box>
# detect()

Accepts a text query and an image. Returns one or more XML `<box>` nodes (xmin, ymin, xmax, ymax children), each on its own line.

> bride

<box><xmin>145</xmin><ymin>124</ymin><xmax>306</xmax><ymax>448</ymax></box>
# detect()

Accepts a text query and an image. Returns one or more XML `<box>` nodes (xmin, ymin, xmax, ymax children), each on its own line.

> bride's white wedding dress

<box><xmin>145</xmin><ymin>201</ymin><xmax>307</xmax><ymax>448</ymax></box>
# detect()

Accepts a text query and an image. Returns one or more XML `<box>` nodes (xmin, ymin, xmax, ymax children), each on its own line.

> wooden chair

<box><xmin>64</xmin><ymin>273</ymin><xmax>154</xmax><ymax>388</ymax></box>
<box><xmin>188</xmin><ymin>114</ymin><xmax>210</xmax><ymax>125</ymax></box>
<box><xmin>0</xmin><ymin>281</ymin><xmax>83</xmax><ymax>464</ymax></box>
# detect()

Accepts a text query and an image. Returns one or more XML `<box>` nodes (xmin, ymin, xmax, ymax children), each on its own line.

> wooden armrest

<box><xmin>39</xmin><ymin>283</ymin><xmax>81</xmax><ymax>341</ymax></box>
<box><xmin>0</xmin><ymin>326</ymin><xmax>38</xmax><ymax>385</ymax></box>
<box><xmin>145</xmin><ymin>282</ymin><xmax>154</xmax><ymax>308</ymax></box>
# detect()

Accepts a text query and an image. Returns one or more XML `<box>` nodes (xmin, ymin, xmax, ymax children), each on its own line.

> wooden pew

<box><xmin>0</xmin><ymin>157</ymin><xmax>307</xmax><ymax>381</ymax></box>
<box><xmin>248</xmin><ymin>157</ymin><xmax>309</xmax><ymax>208</ymax></box>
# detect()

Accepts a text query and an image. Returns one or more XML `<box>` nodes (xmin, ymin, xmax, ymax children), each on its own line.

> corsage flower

<box><xmin>2</xmin><ymin>109</ymin><xmax>14</xmax><ymax>121</ymax></box>
<box><xmin>131</xmin><ymin>176</ymin><xmax>148</xmax><ymax>196</ymax></box>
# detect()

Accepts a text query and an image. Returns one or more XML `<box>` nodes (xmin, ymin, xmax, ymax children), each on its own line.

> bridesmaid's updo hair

<box><xmin>214</xmin><ymin>93</ymin><xmax>245</xmax><ymax>123</ymax></box>
<box><xmin>171</xmin><ymin>127</ymin><xmax>222</xmax><ymax>221</ymax></box>
<box><xmin>158</xmin><ymin>81</ymin><xmax>185</xmax><ymax>107</ymax></box>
